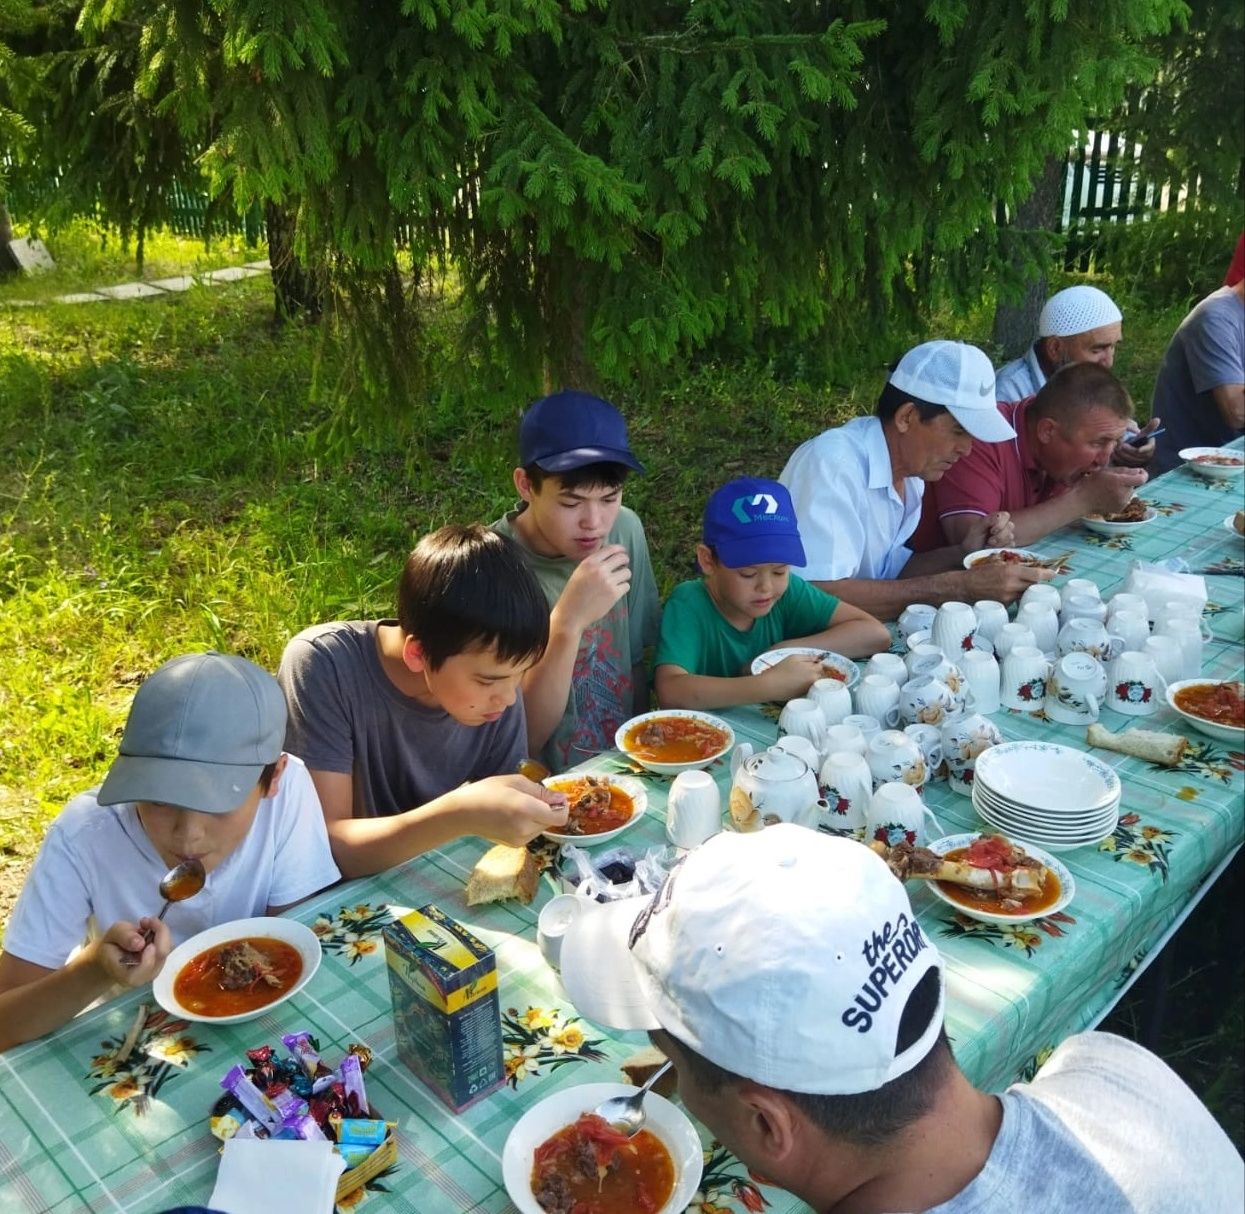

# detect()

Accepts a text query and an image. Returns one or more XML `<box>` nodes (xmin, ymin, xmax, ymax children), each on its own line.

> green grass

<box><xmin>0</xmin><ymin>231</ymin><xmax>1240</xmax><ymax>1146</ymax></box>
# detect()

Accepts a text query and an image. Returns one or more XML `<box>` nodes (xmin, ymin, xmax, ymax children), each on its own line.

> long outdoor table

<box><xmin>2</xmin><ymin>452</ymin><xmax>1242</xmax><ymax>1214</ymax></box>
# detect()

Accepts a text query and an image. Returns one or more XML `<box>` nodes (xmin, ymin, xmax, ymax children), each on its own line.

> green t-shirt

<box><xmin>492</xmin><ymin>505</ymin><xmax>660</xmax><ymax>773</ymax></box>
<box><xmin>654</xmin><ymin>575</ymin><xmax>841</xmax><ymax>679</ymax></box>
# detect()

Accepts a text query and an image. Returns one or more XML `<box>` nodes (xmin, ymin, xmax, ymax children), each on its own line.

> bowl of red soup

<box><xmin>615</xmin><ymin>710</ymin><xmax>734</xmax><ymax>776</ymax></box>
<box><xmin>502</xmin><ymin>1083</ymin><xmax>703</xmax><ymax>1214</ymax></box>
<box><xmin>541</xmin><ymin>774</ymin><xmax>648</xmax><ymax>847</ymax></box>
<box><xmin>1166</xmin><ymin>679</ymin><xmax>1245</xmax><ymax>743</ymax></box>
<box><xmin>152</xmin><ymin>917</ymin><xmax>321</xmax><ymax>1024</ymax></box>
<box><xmin>1179</xmin><ymin>446</ymin><xmax>1245</xmax><ymax>480</ymax></box>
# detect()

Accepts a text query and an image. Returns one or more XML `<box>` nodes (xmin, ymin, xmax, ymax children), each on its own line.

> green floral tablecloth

<box><xmin>2</xmin><ymin>451</ymin><xmax>1241</xmax><ymax>1214</ymax></box>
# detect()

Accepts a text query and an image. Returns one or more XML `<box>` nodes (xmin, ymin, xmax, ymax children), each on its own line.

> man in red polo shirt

<box><xmin>911</xmin><ymin>363</ymin><xmax>1148</xmax><ymax>551</ymax></box>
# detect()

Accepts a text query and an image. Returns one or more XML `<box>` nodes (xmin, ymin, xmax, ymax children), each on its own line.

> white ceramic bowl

<box><xmin>502</xmin><ymin>1083</ymin><xmax>703</xmax><ymax>1214</ymax></box>
<box><xmin>961</xmin><ymin>547</ymin><xmax>1046</xmax><ymax>571</ymax></box>
<box><xmin>974</xmin><ymin>741</ymin><xmax>1119</xmax><ymax>811</ymax></box>
<box><xmin>924</xmin><ymin>833</ymin><xmax>1075</xmax><ymax>924</ymax></box>
<box><xmin>1179</xmin><ymin>446</ymin><xmax>1245</xmax><ymax>480</ymax></box>
<box><xmin>152</xmin><ymin>917</ymin><xmax>321</xmax><ymax>1024</ymax></box>
<box><xmin>541</xmin><ymin>774</ymin><xmax>649</xmax><ymax>846</ymax></box>
<box><xmin>1079</xmin><ymin>507</ymin><xmax>1159</xmax><ymax>537</ymax></box>
<box><xmin>1165</xmin><ymin>678</ymin><xmax>1245</xmax><ymax>744</ymax></box>
<box><xmin>749</xmin><ymin>646</ymin><xmax>861</xmax><ymax>690</ymax></box>
<box><xmin>1224</xmin><ymin>513</ymin><xmax>1245</xmax><ymax>540</ymax></box>
<box><xmin>615</xmin><ymin>709</ymin><xmax>735</xmax><ymax>776</ymax></box>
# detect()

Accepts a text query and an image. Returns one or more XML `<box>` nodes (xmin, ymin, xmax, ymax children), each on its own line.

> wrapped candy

<box><xmin>331</xmin><ymin>1117</ymin><xmax>391</xmax><ymax>1147</ymax></box>
<box><xmin>337</xmin><ymin>1144</ymin><xmax>374</xmax><ymax>1169</ymax></box>
<box><xmin>281</xmin><ymin>1031</ymin><xmax>328</xmax><ymax>1080</ymax></box>
<box><xmin>338</xmin><ymin>1053</ymin><xmax>368</xmax><ymax>1117</ymax></box>
<box><xmin>220</xmin><ymin>1065</ymin><xmax>283</xmax><ymax>1132</ymax></box>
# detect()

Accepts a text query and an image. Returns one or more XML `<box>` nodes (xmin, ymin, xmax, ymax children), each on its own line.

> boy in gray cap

<box><xmin>0</xmin><ymin>652</ymin><xmax>340</xmax><ymax>1050</ymax></box>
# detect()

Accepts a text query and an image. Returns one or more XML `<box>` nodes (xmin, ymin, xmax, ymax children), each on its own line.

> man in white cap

<box><xmin>995</xmin><ymin>284</ymin><xmax>1157</xmax><ymax>467</ymax></box>
<box><xmin>781</xmin><ymin>340</ymin><xmax>1054</xmax><ymax>620</ymax></box>
<box><xmin>561</xmin><ymin>826</ymin><xmax>1244</xmax><ymax>1213</ymax></box>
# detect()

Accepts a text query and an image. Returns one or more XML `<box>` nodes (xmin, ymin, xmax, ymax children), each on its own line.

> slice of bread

<box><xmin>1086</xmin><ymin>724</ymin><xmax>1188</xmax><ymax>766</ymax></box>
<box><xmin>620</xmin><ymin>1045</ymin><xmax>677</xmax><ymax>1097</ymax></box>
<box><xmin>465</xmin><ymin>845</ymin><xmax>541</xmax><ymax>906</ymax></box>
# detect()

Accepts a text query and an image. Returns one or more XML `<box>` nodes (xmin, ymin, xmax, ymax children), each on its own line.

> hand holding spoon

<box><xmin>119</xmin><ymin>859</ymin><xmax>206</xmax><ymax>967</ymax></box>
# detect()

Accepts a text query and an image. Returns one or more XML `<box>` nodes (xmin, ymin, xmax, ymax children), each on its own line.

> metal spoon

<box><xmin>119</xmin><ymin>858</ymin><xmax>206</xmax><ymax>967</ymax></box>
<box><xmin>593</xmin><ymin>1060</ymin><xmax>674</xmax><ymax>1136</ymax></box>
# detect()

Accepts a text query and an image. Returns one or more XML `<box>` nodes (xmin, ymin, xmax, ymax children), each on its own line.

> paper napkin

<box><xmin>208</xmin><ymin>1138</ymin><xmax>346</xmax><ymax>1214</ymax></box>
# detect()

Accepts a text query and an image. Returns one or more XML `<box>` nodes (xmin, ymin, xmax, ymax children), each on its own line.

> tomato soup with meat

<box><xmin>936</xmin><ymin>843</ymin><xmax>1061</xmax><ymax>917</ymax></box>
<box><xmin>1173</xmin><ymin>681</ymin><xmax>1245</xmax><ymax>729</ymax></box>
<box><xmin>173</xmin><ymin>936</ymin><xmax>303</xmax><ymax>1016</ymax></box>
<box><xmin>622</xmin><ymin>716</ymin><xmax>728</xmax><ymax>764</ymax></box>
<box><xmin>531</xmin><ymin>1113</ymin><xmax>674</xmax><ymax>1214</ymax></box>
<box><xmin>546</xmin><ymin>776</ymin><xmax>635</xmax><ymax>836</ymax></box>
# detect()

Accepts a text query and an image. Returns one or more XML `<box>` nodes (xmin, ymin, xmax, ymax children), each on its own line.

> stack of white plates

<box><xmin>971</xmin><ymin>741</ymin><xmax>1121</xmax><ymax>852</ymax></box>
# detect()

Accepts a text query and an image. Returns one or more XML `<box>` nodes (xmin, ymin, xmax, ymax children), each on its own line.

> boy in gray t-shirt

<box><xmin>278</xmin><ymin>524</ymin><xmax>569</xmax><ymax>878</ymax></box>
<box><xmin>1152</xmin><ymin>281</ymin><xmax>1245</xmax><ymax>474</ymax></box>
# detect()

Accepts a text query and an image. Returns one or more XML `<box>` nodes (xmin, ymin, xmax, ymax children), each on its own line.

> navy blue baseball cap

<box><xmin>703</xmin><ymin>478</ymin><xmax>806</xmax><ymax>568</ymax></box>
<box><xmin>519</xmin><ymin>389</ymin><xmax>644</xmax><ymax>474</ymax></box>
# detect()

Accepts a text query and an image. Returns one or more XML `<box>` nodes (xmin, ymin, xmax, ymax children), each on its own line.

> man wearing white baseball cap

<box><xmin>995</xmin><ymin>284</ymin><xmax>1157</xmax><ymax>467</ymax></box>
<box><xmin>781</xmin><ymin>340</ymin><xmax>1054</xmax><ymax>620</ymax></box>
<box><xmin>561</xmin><ymin>826</ymin><xmax>1244</xmax><ymax>1213</ymax></box>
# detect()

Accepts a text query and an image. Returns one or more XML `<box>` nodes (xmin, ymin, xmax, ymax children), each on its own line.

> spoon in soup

<box><xmin>593</xmin><ymin>1060</ymin><xmax>674</xmax><ymax>1136</ymax></box>
<box><xmin>119</xmin><ymin>858</ymin><xmax>207</xmax><ymax>967</ymax></box>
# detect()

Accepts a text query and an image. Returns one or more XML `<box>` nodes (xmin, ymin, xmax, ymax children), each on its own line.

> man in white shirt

<box><xmin>781</xmin><ymin>341</ymin><xmax>1055</xmax><ymax>620</ymax></box>
<box><xmin>0</xmin><ymin>652</ymin><xmax>341</xmax><ymax>1051</ymax></box>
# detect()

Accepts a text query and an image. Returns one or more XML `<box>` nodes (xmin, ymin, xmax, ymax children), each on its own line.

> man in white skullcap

<box><xmin>995</xmin><ymin>285</ymin><xmax>1157</xmax><ymax>468</ymax></box>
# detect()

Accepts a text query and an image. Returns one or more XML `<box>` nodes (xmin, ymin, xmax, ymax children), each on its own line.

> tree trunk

<box><xmin>264</xmin><ymin>201</ymin><xmax>324</xmax><ymax>324</ymax></box>
<box><xmin>0</xmin><ymin>201</ymin><xmax>13</xmax><ymax>245</ymax></box>
<box><xmin>992</xmin><ymin>155</ymin><xmax>1066</xmax><ymax>360</ymax></box>
<box><xmin>539</xmin><ymin>244</ymin><xmax>594</xmax><ymax>392</ymax></box>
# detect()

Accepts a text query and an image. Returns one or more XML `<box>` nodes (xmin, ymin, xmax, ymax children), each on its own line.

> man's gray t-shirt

<box><xmin>1152</xmin><ymin>286</ymin><xmax>1245</xmax><ymax>474</ymax></box>
<box><xmin>928</xmin><ymin>1032</ymin><xmax>1242</xmax><ymax>1214</ymax></box>
<box><xmin>277</xmin><ymin>620</ymin><xmax>526</xmax><ymax>817</ymax></box>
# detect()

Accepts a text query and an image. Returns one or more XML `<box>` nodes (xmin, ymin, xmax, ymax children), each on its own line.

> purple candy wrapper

<box><xmin>338</xmin><ymin>1053</ymin><xmax>368</xmax><ymax>1117</ymax></box>
<box><xmin>281</xmin><ymin>1031</ymin><xmax>325</xmax><ymax>1080</ymax></box>
<box><xmin>283</xmin><ymin>1113</ymin><xmax>328</xmax><ymax>1142</ymax></box>
<box><xmin>271</xmin><ymin>1087</ymin><xmax>308</xmax><ymax>1123</ymax></box>
<box><xmin>221</xmin><ymin>1064</ymin><xmax>281</xmax><ymax>1131</ymax></box>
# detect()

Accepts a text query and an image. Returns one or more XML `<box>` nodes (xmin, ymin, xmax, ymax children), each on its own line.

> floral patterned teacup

<box><xmin>866</xmin><ymin>729</ymin><xmax>927</xmax><ymax>790</ymax></box>
<box><xmin>940</xmin><ymin>713</ymin><xmax>1004</xmax><ymax>796</ymax></box>
<box><xmin>865</xmin><ymin>782</ymin><xmax>943</xmax><ymax>848</ymax></box>
<box><xmin>899</xmin><ymin>674</ymin><xmax>958</xmax><ymax>728</ymax></box>
<box><xmin>1107</xmin><ymin>651</ymin><xmax>1167</xmax><ymax>716</ymax></box>
<box><xmin>1000</xmin><ymin>645</ymin><xmax>1051</xmax><ymax>711</ymax></box>
<box><xmin>1046</xmin><ymin>653</ymin><xmax>1104</xmax><ymax>725</ymax></box>
<box><xmin>818</xmin><ymin>750</ymin><xmax>872</xmax><ymax>836</ymax></box>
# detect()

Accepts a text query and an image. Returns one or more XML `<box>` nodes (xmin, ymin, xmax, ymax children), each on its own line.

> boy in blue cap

<box><xmin>493</xmin><ymin>390</ymin><xmax>660</xmax><ymax>771</ymax></box>
<box><xmin>654</xmin><ymin>478</ymin><xmax>890</xmax><ymax>708</ymax></box>
<box><xmin>0</xmin><ymin>652</ymin><xmax>341</xmax><ymax>1050</ymax></box>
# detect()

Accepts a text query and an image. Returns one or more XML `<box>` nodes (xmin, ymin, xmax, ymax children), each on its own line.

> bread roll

<box><xmin>620</xmin><ymin>1045</ymin><xmax>677</xmax><ymax>1097</ymax></box>
<box><xmin>1085</xmin><ymin>724</ymin><xmax>1188</xmax><ymax>766</ymax></box>
<box><xmin>465</xmin><ymin>845</ymin><xmax>541</xmax><ymax>906</ymax></box>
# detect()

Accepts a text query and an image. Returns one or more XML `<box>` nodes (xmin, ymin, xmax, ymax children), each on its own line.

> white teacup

<box><xmin>931</xmin><ymin>600</ymin><xmax>978</xmax><ymax>659</ymax></box>
<box><xmin>842</xmin><ymin>713</ymin><xmax>882</xmax><ymax>743</ymax></box>
<box><xmin>1107</xmin><ymin>592</ymin><xmax>1149</xmax><ymax>621</ymax></box>
<box><xmin>1110</xmin><ymin>609</ymin><xmax>1150</xmax><ymax>654</ymax></box>
<box><xmin>1059</xmin><ymin>578</ymin><xmax>1102</xmax><ymax>610</ymax></box>
<box><xmin>666</xmin><ymin>769</ymin><xmax>723</xmax><ymax>849</ymax></box>
<box><xmin>1019</xmin><ymin>582</ymin><xmax>1062</xmax><ymax>613</ymax></box>
<box><xmin>959</xmin><ymin>648</ymin><xmax>1001</xmax><ymax>715</ymax></box>
<box><xmin>808</xmin><ymin>677</ymin><xmax>853</xmax><ymax>727</ymax></box>
<box><xmin>1142</xmin><ymin>635</ymin><xmax>1184</xmax><ymax>687</ymax></box>
<box><xmin>1156</xmin><ymin>616</ymin><xmax>1205</xmax><ymax>680</ymax></box>
<box><xmin>898</xmin><ymin>603</ymin><xmax>937</xmax><ymax>640</ymax></box>
<box><xmin>899</xmin><ymin>674</ymin><xmax>958</xmax><ymax>727</ymax></box>
<box><xmin>1046</xmin><ymin>653</ymin><xmax>1104</xmax><ymax>725</ymax></box>
<box><xmin>972</xmin><ymin>600</ymin><xmax>1010</xmax><ymax>646</ymax></box>
<box><xmin>1155</xmin><ymin>600</ymin><xmax>1213</xmax><ymax>641</ymax></box>
<box><xmin>1107</xmin><ymin>651</ymin><xmax>1167</xmax><ymax>716</ymax></box>
<box><xmin>1056</xmin><ymin>618</ymin><xmax>1125</xmax><ymax>663</ymax></box>
<box><xmin>772</xmin><ymin>734</ymin><xmax>822</xmax><ymax>772</ymax></box>
<box><xmin>903</xmin><ymin>723</ymin><xmax>945</xmax><ymax>782</ymax></box>
<box><xmin>1015</xmin><ymin>601</ymin><xmax>1059</xmax><ymax>654</ymax></box>
<box><xmin>865</xmin><ymin>783</ymin><xmax>943</xmax><ymax>849</ymax></box>
<box><xmin>537</xmin><ymin>894</ymin><xmax>586</xmax><ymax>971</ymax></box>
<box><xmin>865</xmin><ymin>652</ymin><xmax>909</xmax><ymax>685</ymax></box>
<box><xmin>855</xmin><ymin>674</ymin><xmax>902</xmax><ymax>729</ymax></box>
<box><xmin>777</xmin><ymin>697</ymin><xmax>826</xmax><ymax>751</ymax></box>
<box><xmin>1001</xmin><ymin>645</ymin><xmax>1052</xmax><ymax>711</ymax></box>
<box><xmin>995</xmin><ymin>622</ymin><xmax>1036</xmax><ymax>659</ymax></box>
<box><xmin>818</xmin><ymin>750</ymin><xmax>873</xmax><ymax>836</ymax></box>
<box><xmin>940</xmin><ymin>713</ymin><xmax>1004</xmax><ymax>796</ymax></box>
<box><xmin>1062</xmin><ymin>593</ymin><xmax>1108</xmax><ymax>626</ymax></box>
<box><xmin>866</xmin><ymin>729</ymin><xmax>927</xmax><ymax>789</ymax></box>
<box><xmin>823</xmin><ymin>722</ymin><xmax>868</xmax><ymax>757</ymax></box>
<box><xmin>905</xmin><ymin>641</ymin><xmax>944</xmax><ymax>678</ymax></box>
<box><xmin>905</xmin><ymin>629</ymin><xmax>933</xmax><ymax>654</ymax></box>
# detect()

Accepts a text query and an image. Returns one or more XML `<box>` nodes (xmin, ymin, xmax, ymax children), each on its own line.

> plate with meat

<box><xmin>1179</xmin><ymin>446</ymin><xmax>1245</xmax><ymax>480</ymax></box>
<box><xmin>615</xmin><ymin>709</ymin><xmax>735</xmax><ymax>776</ymax></box>
<box><xmin>541</xmin><ymin>774</ymin><xmax>649</xmax><ymax>846</ymax></box>
<box><xmin>748</xmin><ymin>646</ymin><xmax>861</xmax><ymax>689</ymax></box>
<box><xmin>872</xmin><ymin>833</ymin><xmax>1074</xmax><ymax>924</ymax></box>
<box><xmin>1080</xmin><ymin>499</ymin><xmax>1158</xmax><ymax>536</ymax></box>
<box><xmin>961</xmin><ymin>547</ymin><xmax>1067</xmax><ymax>572</ymax></box>
<box><xmin>502</xmin><ymin>1082</ymin><xmax>703</xmax><ymax>1214</ymax></box>
<box><xmin>1165</xmin><ymin>679</ymin><xmax>1245</xmax><ymax>743</ymax></box>
<box><xmin>152</xmin><ymin>917</ymin><xmax>321</xmax><ymax>1024</ymax></box>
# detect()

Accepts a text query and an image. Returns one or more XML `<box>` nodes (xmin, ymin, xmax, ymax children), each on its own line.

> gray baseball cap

<box><xmin>96</xmin><ymin>652</ymin><xmax>287</xmax><ymax>814</ymax></box>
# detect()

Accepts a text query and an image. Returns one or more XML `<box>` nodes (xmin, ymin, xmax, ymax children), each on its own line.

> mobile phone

<box><xmin>1125</xmin><ymin>426</ymin><xmax>1165</xmax><ymax>446</ymax></box>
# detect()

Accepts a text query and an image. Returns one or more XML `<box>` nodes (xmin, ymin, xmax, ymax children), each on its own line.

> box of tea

<box><xmin>383</xmin><ymin>904</ymin><xmax>505</xmax><ymax>1112</ymax></box>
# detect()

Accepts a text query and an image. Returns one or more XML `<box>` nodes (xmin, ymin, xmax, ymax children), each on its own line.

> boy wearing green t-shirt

<box><xmin>654</xmin><ymin>478</ymin><xmax>890</xmax><ymax>709</ymax></box>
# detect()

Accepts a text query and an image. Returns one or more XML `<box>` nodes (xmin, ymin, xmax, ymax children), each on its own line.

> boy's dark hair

<box><xmin>875</xmin><ymin>381</ymin><xmax>950</xmax><ymax>424</ymax></box>
<box><xmin>659</xmin><ymin>967</ymin><xmax>950</xmax><ymax>1149</ymax></box>
<box><xmin>523</xmin><ymin>462</ymin><xmax>631</xmax><ymax>494</ymax></box>
<box><xmin>397</xmin><ymin>524</ymin><xmax>550</xmax><ymax>670</ymax></box>
<box><xmin>1030</xmin><ymin>361</ymin><xmax>1132</xmax><ymax>427</ymax></box>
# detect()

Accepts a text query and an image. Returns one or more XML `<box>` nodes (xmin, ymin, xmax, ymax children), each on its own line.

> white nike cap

<box><xmin>888</xmin><ymin>341</ymin><xmax>1015</xmax><ymax>443</ymax></box>
<box><xmin>1037</xmin><ymin>285</ymin><xmax>1122</xmax><ymax>338</ymax></box>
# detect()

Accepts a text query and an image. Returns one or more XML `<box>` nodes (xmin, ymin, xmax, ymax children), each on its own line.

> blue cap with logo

<box><xmin>519</xmin><ymin>389</ymin><xmax>644</xmax><ymax>474</ymax></box>
<box><xmin>703</xmin><ymin>477</ymin><xmax>806</xmax><ymax>568</ymax></box>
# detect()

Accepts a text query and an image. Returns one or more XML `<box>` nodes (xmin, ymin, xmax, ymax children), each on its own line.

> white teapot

<box><xmin>728</xmin><ymin>745</ymin><xmax>824</xmax><ymax>833</ymax></box>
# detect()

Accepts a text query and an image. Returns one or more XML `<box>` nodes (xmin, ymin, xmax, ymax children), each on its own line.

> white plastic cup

<box><xmin>666</xmin><ymin>770</ymin><xmax>723</xmax><ymax>849</ymax></box>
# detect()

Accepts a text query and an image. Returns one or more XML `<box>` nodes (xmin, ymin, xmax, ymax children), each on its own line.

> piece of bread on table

<box><xmin>465</xmin><ymin>845</ymin><xmax>541</xmax><ymax>906</ymax></box>
<box><xmin>1085</xmin><ymin>724</ymin><xmax>1188</xmax><ymax>766</ymax></box>
<box><xmin>620</xmin><ymin>1045</ymin><xmax>678</xmax><ymax>1097</ymax></box>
